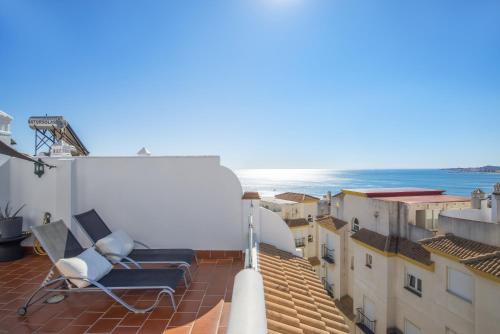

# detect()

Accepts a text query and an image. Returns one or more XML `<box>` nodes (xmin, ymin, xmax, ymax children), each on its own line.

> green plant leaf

<box><xmin>4</xmin><ymin>202</ymin><xmax>10</xmax><ymax>218</ymax></box>
<box><xmin>12</xmin><ymin>204</ymin><xmax>26</xmax><ymax>218</ymax></box>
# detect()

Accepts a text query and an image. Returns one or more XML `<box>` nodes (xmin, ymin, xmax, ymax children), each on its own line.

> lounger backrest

<box><xmin>74</xmin><ymin>209</ymin><xmax>112</xmax><ymax>244</ymax></box>
<box><xmin>31</xmin><ymin>220</ymin><xmax>85</xmax><ymax>263</ymax></box>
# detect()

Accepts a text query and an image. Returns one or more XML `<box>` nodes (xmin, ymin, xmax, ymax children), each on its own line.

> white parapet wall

<box><xmin>259</xmin><ymin>207</ymin><xmax>298</xmax><ymax>255</ymax></box>
<box><xmin>3</xmin><ymin>155</ymin><xmax>247</xmax><ymax>250</ymax></box>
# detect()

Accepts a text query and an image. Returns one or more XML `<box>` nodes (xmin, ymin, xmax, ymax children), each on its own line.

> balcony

<box><xmin>321</xmin><ymin>244</ymin><xmax>335</xmax><ymax>263</ymax></box>
<box><xmin>321</xmin><ymin>277</ymin><xmax>334</xmax><ymax>298</ymax></box>
<box><xmin>356</xmin><ymin>307</ymin><xmax>376</xmax><ymax>334</ymax></box>
<box><xmin>0</xmin><ymin>252</ymin><xmax>241</xmax><ymax>333</ymax></box>
<box><xmin>295</xmin><ymin>237</ymin><xmax>306</xmax><ymax>248</ymax></box>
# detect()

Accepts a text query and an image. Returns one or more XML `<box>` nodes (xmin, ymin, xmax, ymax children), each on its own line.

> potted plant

<box><xmin>0</xmin><ymin>203</ymin><xmax>26</xmax><ymax>239</ymax></box>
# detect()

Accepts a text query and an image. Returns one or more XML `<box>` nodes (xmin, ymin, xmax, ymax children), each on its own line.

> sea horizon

<box><xmin>235</xmin><ymin>168</ymin><xmax>500</xmax><ymax>198</ymax></box>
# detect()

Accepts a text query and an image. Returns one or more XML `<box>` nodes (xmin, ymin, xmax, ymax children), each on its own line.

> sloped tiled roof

<box><xmin>317</xmin><ymin>216</ymin><xmax>348</xmax><ymax>233</ymax></box>
<box><xmin>276</xmin><ymin>192</ymin><xmax>320</xmax><ymax>203</ymax></box>
<box><xmin>308</xmin><ymin>256</ymin><xmax>321</xmax><ymax>267</ymax></box>
<box><xmin>351</xmin><ymin>228</ymin><xmax>433</xmax><ymax>267</ymax></box>
<box><xmin>242</xmin><ymin>191</ymin><xmax>261</xmax><ymax>200</ymax></box>
<box><xmin>462</xmin><ymin>251</ymin><xmax>500</xmax><ymax>281</ymax></box>
<box><xmin>420</xmin><ymin>234</ymin><xmax>499</xmax><ymax>260</ymax></box>
<box><xmin>285</xmin><ymin>218</ymin><xmax>309</xmax><ymax>228</ymax></box>
<box><xmin>258</xmin><ymin>243</ymin><xmax>349</xmax><ymax>334</ymax></box>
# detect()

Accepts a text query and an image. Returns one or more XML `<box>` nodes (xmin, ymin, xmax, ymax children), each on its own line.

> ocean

<box><xmin>235</xmin><ymin>169</ymin><xmax>500</xmax><ymax>198</ymax></box>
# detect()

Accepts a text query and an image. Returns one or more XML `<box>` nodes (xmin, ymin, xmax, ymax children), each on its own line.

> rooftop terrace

<box><xmin>0</xmin><ymin>252</ymin><xmax>241</xmax><ymax>334</ymax></box>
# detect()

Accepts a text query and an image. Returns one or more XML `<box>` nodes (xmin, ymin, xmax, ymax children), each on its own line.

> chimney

<box><xmin>492</xmin><ymin>183</ymin><xmax>500</xmax><ymax>224</ymax></box>
<box><xmin>137</xmin><ymin>147</ymin><xmax>151</xmax><ymax>156</ymax></box>
<box><xmin>0</xmin><ymin>111</ymin><xmax>13</xmax><ymax>146</ymax></box>
<box><xmin>471</xmin><ymin>188</ymin><xmax>485</xmax><ymax>209</ymax></box>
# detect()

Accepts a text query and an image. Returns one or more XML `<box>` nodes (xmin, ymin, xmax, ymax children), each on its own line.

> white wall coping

<box><xmin>227</xmin><ymin>269</ymin><xmax>267</xmax><ymax>334</ymax></box>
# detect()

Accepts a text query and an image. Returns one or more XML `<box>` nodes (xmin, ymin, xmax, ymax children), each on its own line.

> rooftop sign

<box><xmin>28</xmin><ymin>116</ymin><xmax>67</xmax><ymax>130</ymax></box>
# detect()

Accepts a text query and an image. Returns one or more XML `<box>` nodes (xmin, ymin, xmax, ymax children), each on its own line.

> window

<box><xmin>350</xmin><ymin>256</ymin><xmax>354</xmax><ymax>270</ymax></box>
<box><xmin>352</xmin><ymin>218</ymin><xmax>360</xmax><ymax>232</ymax></box>
<box><xmin>415</xmin><ymin>210</ymin><xmax>426</xmax><ymax>228</ymax></box>
<box><xmin>447</xmin><ymin>267</ymin><xmax>473</xmax><ymax>303</ymax></box>
<box><xmin>365</xmin><ymin>254</ymin><xmax>372</xmax><ymax>268</ymax></box>
<box><xmin>307</xmin><ymin>214</ymin><xmax>313</xmax><ymax>222</ymax></box>
<box><xmin>404</xmin><ymin>319</ymin><xmax>421</xmax><ymax>334</ymax></box>
<box><xmin>405</xmin><ymin>271</ymin><xmax>422</xmax><ymax>296</ymax></box>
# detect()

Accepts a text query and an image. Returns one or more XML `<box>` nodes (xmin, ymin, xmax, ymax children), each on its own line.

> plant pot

<box><xmin>0</xmin><ymin>217</ymin><xmax>23</xmax><ymax>239</ymax></box>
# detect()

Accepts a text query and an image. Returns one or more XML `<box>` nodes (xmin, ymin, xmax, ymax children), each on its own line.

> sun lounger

<box><xmin>74</xmin><ymin>209</ymin><xmax>195</xmax><ymax>279</ymax></box>
<box><xmin>19</xmin><ymin>220</ymin><xmax>185</xmax><ymax>316</ymax></box>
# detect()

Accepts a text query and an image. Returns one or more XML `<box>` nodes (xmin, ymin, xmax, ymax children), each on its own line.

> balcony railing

<box><xmin>321</xmin><ymin>277</ymin><xmax>334</xmax><ymax>298</ymax></box>
<box><xmin>356</xmin><ymin>308</ymin><xmax>376</xmax><ymax>334</ymax></box>
<box><xmin>321</xmin><ymin>244</ymin><xmax>335</xmax><ymax>263</ymax></box>
<box><xmin>295</xmin><ymin>237</ymin><xmax>306</xmax><ymax>248</ymax></box>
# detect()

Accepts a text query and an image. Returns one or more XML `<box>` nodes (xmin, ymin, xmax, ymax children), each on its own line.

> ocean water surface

<box><xmin>235</xmin><ymin>169</ymin><xmax>500</xmax><ymax>198</ymax></box>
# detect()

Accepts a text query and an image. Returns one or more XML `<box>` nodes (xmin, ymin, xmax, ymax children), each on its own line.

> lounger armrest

<box><xmin>101</xmin><ymin>252</ymin><xmax>143</xmax><ymax>269</ymax></box>
<box><xmin>134</xmin><ymin>240</ymin><xmax>151</xmax><ymax>249</ymax></box>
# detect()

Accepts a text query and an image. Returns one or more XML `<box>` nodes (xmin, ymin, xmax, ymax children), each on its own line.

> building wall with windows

<box><xmin>318</xmin><ymin>225</ymin><xmax>344</xmax><ymax>298</ymax></box>
<box><xmin>474</xmin><ymin>274</ymin><xmax>500</xmax><ymax>334</ymax></box>
<box><xmin>351</xmin><ymin>242</ymin><xmax>481</xmax><ymax>334</ymax></box>
<box><xmin>290</xmin><ymin>224</ymin><xmax>316</xmax><ymax>258</ymax></box>
<box><xmin>342</xmin><ymin>195</ymin><xmax>393</xmax><ymax>236</ymax></box>
<box><xmin>351</xmin><ymin>241</ymin><xmax>392</xmax><ymax>334</ymax></box>
<box><xmin>392</xmin><ymin>256</ymin><xmax>474</xmax><ymax>334</ymax></box>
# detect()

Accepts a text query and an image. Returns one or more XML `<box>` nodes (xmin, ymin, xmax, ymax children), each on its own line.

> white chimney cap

<box><xmin>137</xmin><ymin>147</ymin><xmax>151</xmax><ymax>156</ymax></box>
<box><xmin>0</xmin><ymin>111</ymin><xmax>13</xmax><ymax>120</ymax></box>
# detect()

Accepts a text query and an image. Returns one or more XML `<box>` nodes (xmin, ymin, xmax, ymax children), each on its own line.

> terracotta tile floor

<box><xmin>0</xmin><ymin>254</ymin><xmax>241</xmax><ymax>333</ymax></box>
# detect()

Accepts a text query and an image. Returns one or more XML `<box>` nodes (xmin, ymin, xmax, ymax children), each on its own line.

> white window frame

<box><xmin>366</xmin><ymin>253</ymin><xmax>372</xmax><ymax>268</ymax></box>
<box><xmin>404</xmin><ymin>318</ymin><xmax>421</xmax><ymax>334</ymax></box>
<box><xmin>446</xmin><ymin>267</ymin><xmax>473</xmax><ymax>303</ymax></box>
<box><xmin>405</xmin><ymin>270</ymin><xmax>422</xmax><ymax>296</ymax></box>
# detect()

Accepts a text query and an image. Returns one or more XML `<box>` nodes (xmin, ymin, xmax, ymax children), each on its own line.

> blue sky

<box><xmin>1</xmin><ymin>0</ymin><xmax>499</xmax><ymax>169</ymax></box>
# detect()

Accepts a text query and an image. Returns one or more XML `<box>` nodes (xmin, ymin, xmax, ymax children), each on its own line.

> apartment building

<box><xmin>316</xmin><ymin>187</ymin><xmax>500</xmax><ymax>334</ymax></box>
<box><xmin>261</xmin><ymin>192</ymin><xmax>321</xmax><ymax>263</ymax></box>
<box><xmin>261</xmin><ymin>192</ymin><xmax>320</xmax><ymax>222</ymax></box>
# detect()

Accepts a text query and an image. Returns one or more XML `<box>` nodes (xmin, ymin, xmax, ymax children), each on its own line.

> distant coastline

<box><xmin>237</xmin><ymin>169</ymin><xmax>500</xmax><ymax>197</ymax></box>
<box><xmin>443</xmin><ymin>165</ymin><xmax>500</xmax><ymax>173</ymax></box>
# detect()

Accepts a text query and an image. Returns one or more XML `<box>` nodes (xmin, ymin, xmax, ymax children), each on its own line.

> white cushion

<box><xmin>55</xmin><ymin>248</ymin><xmax>112</xmax><ymax>288</ymax></box>
<box><xmin>95</xmin><ymin>229</ymin><xmax>134</xmax><ymax>264</ymax></box>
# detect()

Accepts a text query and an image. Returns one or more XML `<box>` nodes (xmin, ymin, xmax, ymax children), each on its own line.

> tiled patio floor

<box><xmin>0</xmin><ymin>253</ymin><xmax>241</xmax><ymax>334</ymax></box>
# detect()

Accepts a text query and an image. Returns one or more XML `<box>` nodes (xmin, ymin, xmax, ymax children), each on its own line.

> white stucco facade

<box><xmin>0</xmin><ymin>155</ymin><xmax>296</xmax><ymax>253</ymax></box>
<box><xmin>317</xmin><ymin>189</ymin><xmax>500</xmax><ymax>334</ymax></box>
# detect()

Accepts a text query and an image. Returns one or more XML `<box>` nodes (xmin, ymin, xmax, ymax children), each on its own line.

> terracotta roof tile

<box><xmin>276</xmin><ymin>192</ymin><xmax>320</xmax><ymax>203</ymax></box>
<box><xmin>351</xmin><ymin>229</ymin><xmax>433</xmax><ymax>266</ymax></box>
<box><xmin>317</xmin><ymin>216</ymin><xmax>348</xmax><ymax>232</ymax></box>
<box><xmin>259</xmin><ymin>243</ymin><xmax>349</xmax><ymax>334</ymax></box>
<box><xmin>285</xmin><ymin>218</ymin><xmax>309</xmax><ymax>228</ymax></box>
<box><xmin>242</xmin><ymin>191</ymin><xmax>261</xmax><ymax>200</ymax></box>
<box><xmin>420</xmin><ymin>234</ymin><xmax>499</xmax><ymax>260</ymax></box>
<box><xmin>462</xmin><ymin>251</ymin><xmax>500</xmax><ymax>280</ymax></box>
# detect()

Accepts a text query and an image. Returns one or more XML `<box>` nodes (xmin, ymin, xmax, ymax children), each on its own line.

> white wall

<box><xmin>7</xmin><ymin>155</ymin><xmax>249</xmax><ymax>250</ymax></box>
<box><xmin>474</xmin><ymin>275</ymin><xmax>500</xmax><ymax>334</ymax></box>
<box><xmin>0</xmin><ymin>158</ymin><xmax>11</xmax><ymax>210</ymax></box>
<box><xmin>342</xmin><ymin>195</ymin><xmax>392</xmax><ymax>236</ymax></box>
<box><xmin>259</xmin><ymin>207</ymin><xmax>298</xmax><ymax>255</ymax></box>
<box><xmin>352</xmin><ymin>243</ymin><xmax>391</xmax><ymax>334</ymax></box>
